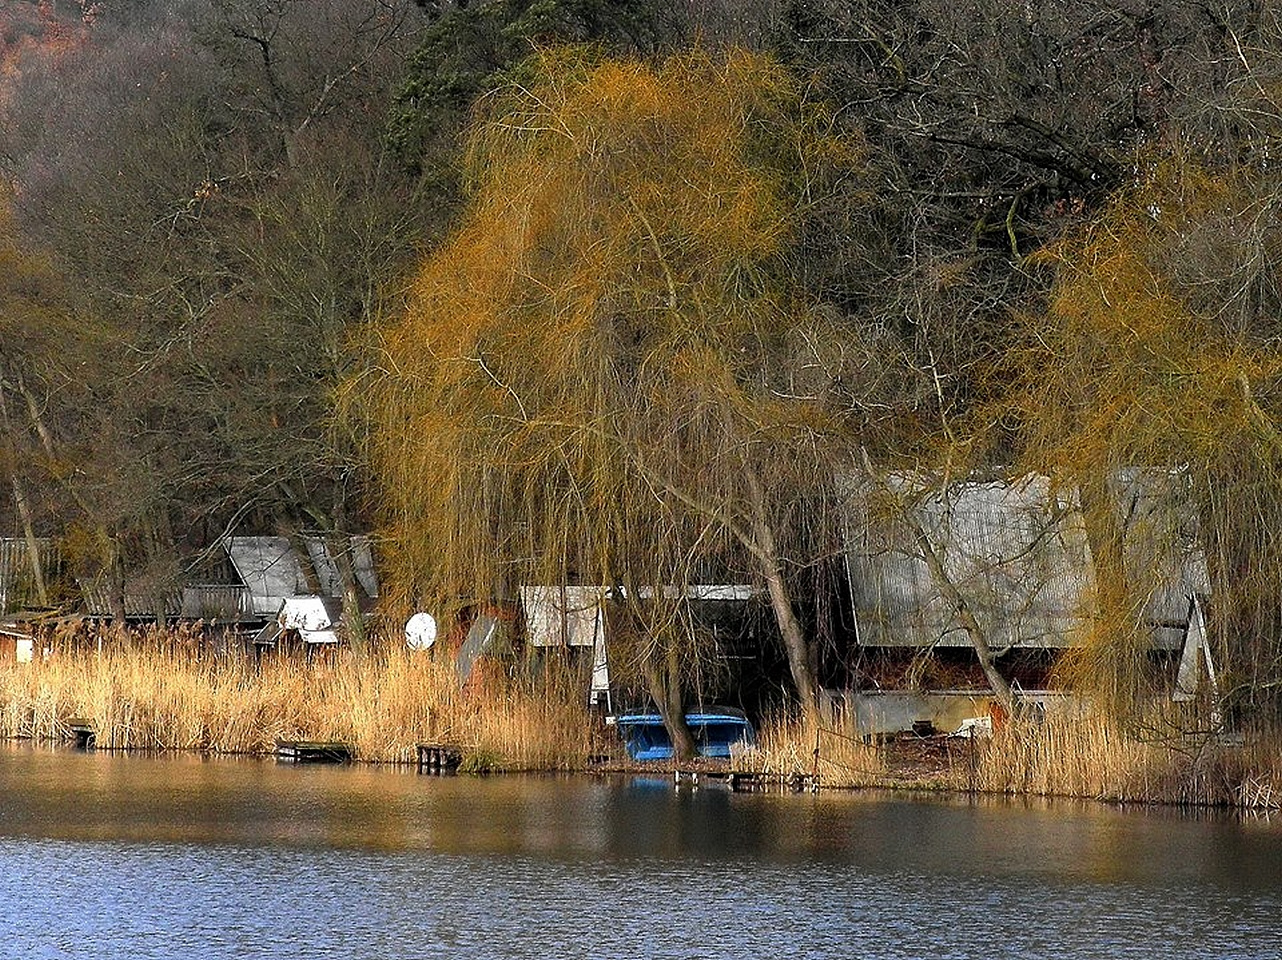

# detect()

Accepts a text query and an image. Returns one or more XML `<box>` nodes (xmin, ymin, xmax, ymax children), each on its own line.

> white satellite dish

<box><xmin>405</xmin><ymin>612</ymin><xmax>437</xmax><ymax>651</ymax></box>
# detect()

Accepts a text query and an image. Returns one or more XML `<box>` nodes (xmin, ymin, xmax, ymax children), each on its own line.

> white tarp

<box><xmin>519</xmin><ymin>586</ymin><xmax>611</xmax><ymax>706</ymax></box>
<box><xmin>277</xmin><ymin>596</ymin><xmax>342</xmax><ymax>644</ymax></box>
<box><xmin>519</xmin><ymin>586</ymin><xmax>607</xmax><ymax>648</ymax></box>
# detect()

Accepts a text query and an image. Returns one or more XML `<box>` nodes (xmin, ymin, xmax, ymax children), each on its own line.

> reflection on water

<box><xmin>2</xmin><ymin>743</ymin><xmax>1281</xmax><ymax>959</ymax></box>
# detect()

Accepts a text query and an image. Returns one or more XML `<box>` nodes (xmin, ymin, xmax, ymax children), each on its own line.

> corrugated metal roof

<box><xmin>79</xmin><ymin>579</ymin><xmax>180</xmax><ymax>618</ymax></box>
<box><xmin>180</xmin><ymin>584</ymin><xmax>253</xmax><ymax>620</ymax></box>
<box><xmin>845</xmin><ymin>471</ymin><xmax>1209</xmax><ymax>649</ymax></box>
<box><xmin>223</xmin><ymin>536</ymin><xmax>310</xmax><ymax>616</ymax></box>
<box><xmin>0</xmin><ymin>538</ymin><xmax>57</xmax><ymax>613</ymax></box>
<box><xmin>222</xmin><ymin>535</ymin><xmax>379</xmax><ymax>617</ymax></box>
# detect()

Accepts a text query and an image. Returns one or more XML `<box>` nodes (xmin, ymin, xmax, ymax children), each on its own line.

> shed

<box><xmin>223</xmin><ymin>537</ymin><xmax>311</xmax><ymax>617</ymax></box>
<box><xmin>842</xmin><ymin>470</ymin><xmax>1211</xmax><ymax>651</ymax></box>
<box><xmin>249</xmin><ymin>595</ymin><xmax>344</xmax><ymax>651</ymax></box>
<box><xmin>518</xmin><ymin>583</ymin><xmax>758</xmax><ymax>710</ymax></box>
<box><xmin>222</xmin><ymin>535</ymin><xmax>378</xmax><ymax>618</ymax></box>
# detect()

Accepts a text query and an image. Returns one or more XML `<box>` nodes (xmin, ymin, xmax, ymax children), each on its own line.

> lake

<box><xmin>1</xmin><ymin>743</ymin><xmax>1280</xmax><ymax>958</ymax></box>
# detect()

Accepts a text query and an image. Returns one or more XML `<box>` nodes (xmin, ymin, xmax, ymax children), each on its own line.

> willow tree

<box><xmin>994</xmin><ymin>161</ymin><xmax>1282</xmax><ymax>720</ymax></box>
<box><xmin>362</xmin><ymin>47</ymin><xmax>864</xmax><ymax>742</ymax></box>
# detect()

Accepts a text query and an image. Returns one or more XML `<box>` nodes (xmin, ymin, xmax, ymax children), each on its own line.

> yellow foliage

<box><xmin>993</xmin><ymin>158</ymin><xmax>1282</xmax><ymax>714</ymax></box>
<box><xmin>1015</xmin><ymin>168</ymin><xmax>1280</xmax><ymax>474</ymax></box>
<box><xmin>359</xmin><ymin>46</ymin><xmax>862</xmax><ymax>625</ymax></box>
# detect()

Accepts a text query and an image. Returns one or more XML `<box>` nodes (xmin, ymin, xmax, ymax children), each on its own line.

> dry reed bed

<box><xmin>5</xmin><ymin>633</ymin><xmax>1280</xmax><ymax>806</ymax></box>
<box><xmin>0</xmin><ymin>632</ymin><xmax>594</xmax><ymax>769</ymax></box>
<box><xmin>963</xmin><ymin>713</ymin><xmax>1282</xmax><ymax>808</ymax></box>
<box><xmin>747</xmin><ymin>716</ymin><xmax>887</xmax><ymax>787</ymax></box>
<box><xmin>739</xmin><ymin>710</ymin><xmax>1282</xmax><ymax>806</ymax></box>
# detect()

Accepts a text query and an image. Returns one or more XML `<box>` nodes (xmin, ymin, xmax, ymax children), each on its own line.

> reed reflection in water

<box><xmin>1</xmin><ymin>745</ymin><xmax>1280</xmax><ymax>959</ymax></box>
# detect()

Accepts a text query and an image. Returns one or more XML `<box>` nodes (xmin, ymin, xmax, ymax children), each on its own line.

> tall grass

<box><xmin>10</xmin><ymin>629</ymin><xmax>1279</xmax><ymax>805</ymax></box>
<box><xmin>0</xmin><ymin>627</ymin><xmax>594</xmax><ymax>768</ymax></box>
<box><xmin>963</xmin><ymin>709</ymin><xmax>1282</xmax><ymax>807</ymax></box>
<box><xmin>746</xmin><ymin>712</ymin><xmax>886</xmax><ymax>787</ymax></box>
<box><xmin>739</xmin><ymin>702</ymin><xmax>1282</xmax><ymax>805</ymax></box>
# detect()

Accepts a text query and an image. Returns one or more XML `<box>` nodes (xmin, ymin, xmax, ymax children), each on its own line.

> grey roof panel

<box><xmin>845</xmin><ymin>472</ymin><xmax>1207</xmax><ymax>649</ymax></box>
<box><xmin>223</xmin><ymin>536</ymin><xmax>308</xmax><ymax>616</ymax></box>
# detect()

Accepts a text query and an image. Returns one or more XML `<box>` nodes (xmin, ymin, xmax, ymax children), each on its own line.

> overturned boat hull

<box><xmin>615</xmin><ymin>710</ymin><xmax>755</xmax><ymax>761</ymax></box>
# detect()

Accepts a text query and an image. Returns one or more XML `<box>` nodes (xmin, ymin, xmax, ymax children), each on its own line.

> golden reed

<box><xmin>5</xmin><ymin>628</ymin><xmax>1277</xmax><ymax>806</ymax></box>
<box><xmin>0</xmin><ymin>626</ymin><xmax>594</xmax><ymax>769</ymax></box>
<box><xmin>745</xmin><ymin>714</ymin><xmax>886</xmax><ymax>787</ymax></box>
<box><xmin>732</xmin><ymin>705</ymin><xmax>1280</xmax><ymax>805</ymax></box>
<box><xmin>961</xmin><ymin>711</ymin><xmax>1282</xmax><ymax>808</ymax></box>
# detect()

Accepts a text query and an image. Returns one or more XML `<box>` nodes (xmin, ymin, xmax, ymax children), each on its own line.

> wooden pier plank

<box><xmin>274</xmin><ymin>740</ymin><xmax>354</xmax><ymax>763</ymax></box>
<box><xmin>416</xmin><ymin>743</ymin><xmax>463</xmax><ymax>774</ymax></box>
<box><xmin>673</xmin><ymin>768</ymin><xmax>817</xmax><ymax>792</ymax></box>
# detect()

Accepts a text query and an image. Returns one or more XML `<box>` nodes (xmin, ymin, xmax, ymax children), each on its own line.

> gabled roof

<box><xmin>223</xmin><ymin>537</ymin><xmax>310</xmax><ymax>616</ymax></box>
<box><xmin>222</xmin><ymin>535</ymin><xmax>380</xmax><ymax>617</ymax></box>
<box><xmin>844</xmin><ymin>471</ymin><xmax>1210</xmax><ymax>649</ymax></box>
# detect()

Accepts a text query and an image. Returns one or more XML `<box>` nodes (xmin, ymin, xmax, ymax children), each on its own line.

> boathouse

<box><xmin>74</xmin><ymin>534</ymin><xmax>378</xmax><ymax>633</ymax></box>
<box><xmin>839</xmin><ymin>470</ymin><xmax>1213</xmax><ymax>732</ymax></box>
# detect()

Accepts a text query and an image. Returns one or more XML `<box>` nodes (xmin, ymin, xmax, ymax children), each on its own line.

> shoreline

<box><xmin>2</xmin><ymin>638</ymin><xmax>1279</xmax><ymax>809</ymax></box>
<box><xmin>4</xmin><ymin>731</ymin><xmax>1276</xmax><ymax>812</ymax></box>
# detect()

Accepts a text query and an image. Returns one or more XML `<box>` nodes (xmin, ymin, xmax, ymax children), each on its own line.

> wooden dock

<box><xmin>674</xmin><ymin>768</ymin><xmax>818</xmax><ymax>792</ymax></box>
<box><xmin>416</xmin><ymin>743</ymin><xmax>462</xmax><ymax>774</ymax></box>
<box><xmin>275</xmin><ymin>740</ymin><xmax>354</xmax><ymax>763</ymax></box>
<box><xmin>66</xmin><ymin>718</ymin><xmax>95</xmax><ymax>750</ymax></box>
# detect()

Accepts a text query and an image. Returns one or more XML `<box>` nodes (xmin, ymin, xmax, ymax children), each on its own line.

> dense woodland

<box><xmin>5</xmin><ymin>0</ymin><xmax>1282</xmax><ymax>730</ymax></box>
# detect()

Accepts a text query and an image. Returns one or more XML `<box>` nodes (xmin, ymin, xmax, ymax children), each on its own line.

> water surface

<box><xmin>1</xmin><ymin>744</ymin><xmax>1279</xmax><ymax>958</ymax></box>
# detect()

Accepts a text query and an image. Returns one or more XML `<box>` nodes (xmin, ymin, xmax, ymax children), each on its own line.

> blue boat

<box><xmin>615</xmin><ymin>708</ymin><xmax>755</xmax><ymax>761</ymax></box>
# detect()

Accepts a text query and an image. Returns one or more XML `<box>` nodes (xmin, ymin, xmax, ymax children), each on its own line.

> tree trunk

<box><xmin>18</xmin><ymin>379</ymin><xmax>56</xmax><ymax>458</ymax></box>
<box><xmin>0</xmin><ymin>386</ymin><xmax>49</xmax><ymax>606</ymax></box>
<box><xmin>631</xmin><ymin>458</ymin><xmax>819</xmax><ymax>717</ymax></box>
<box><xmin>287</xmin><ymin>529</ymin><xmax>324</xmax><ymax>594</ymax></box>
<box><xmin>11</xmin><ymin>379</ymin><xmax>125</xmax><ymax>624</ymax></box>
<box><xmin>327</xmin><ymin>494</ymin><xmax>366</xmax><ymax>647</ymax></box>
<box><xmin>326</xmin><ymin>534</ymin><xmax>366</xmax><ymax>647</ymax></box>
<box><xmin>11</xmin><ymin>476</ymin><xmax>50</xmax><ymax>606</ymax></box>
<box><xmin>1078</xmin><ymin>471</ymin><xmax>1129</xmax><ymax>637</ymax></box>
<box><xmin>909</xmin><ymin>516</ymin><xmax>1016</xmax><ymax>716</ymax></box>
<box><xmin>744</xmin><ymin>471</ymin><xmax>819</xmax><ymax>717</ymax></box>
<box><xmin>620</xmin><ymin>597</ymin><xmax>696</xmax><ymax>761</ymax></box>
<box><xmin>1076</xmin><ymin>468</ymin><xmax>1150</xmax><ymax>714</ymax></box>
<box><xmin>107</xmin><ymin>536</ymin><xmax>127</xmax><ymax>626</ymax></box>
<box><xmin>639</xmin><ymin>634</ymin><xmax>697</xmax><ymax>762</ymax></box>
